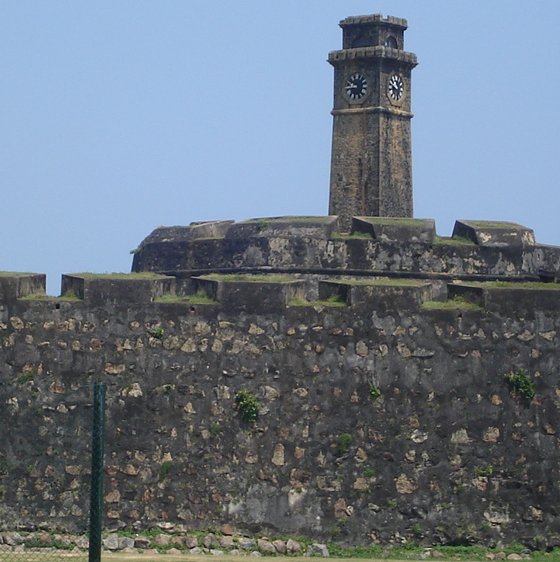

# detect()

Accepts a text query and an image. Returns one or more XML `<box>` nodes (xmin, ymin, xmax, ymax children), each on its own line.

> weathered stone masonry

<box><xmin>2</xmin><ymin>10</ymin><xmax>560</xmax><ymax>550</ymax></box>
<box><xmin>2</xmin><ymin>221</ymin><xmax>560</xmax><ymax>548</ymax></box>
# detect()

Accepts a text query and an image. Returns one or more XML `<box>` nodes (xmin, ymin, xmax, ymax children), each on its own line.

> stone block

<box><xmin>447</xmin><ymin>283</ymin><xmax>485</xmax><ymax>307</ymax></box>
<box><xmin>449</xmin><ymin>282</ymin><xmax>560</xmax><ymax>313</ymax></box>
<box><xmin>131</xmin><ymin>215</ymin><xmax>560</xmax><ymax>282</ymax></box>
<box><xmin>452</xmin><ymin>220</ymin><xmax>535</xmax><ymax>247</ymax></box>
<box><xmin>318</xmin><ymin>281</ymin><xmax>350</xmax><ymax>304</ymax></box>
<box><xmin>61</xmin><ymin>274</ymin><xmax>175</xmax><ymax>304</ymax></box>
<box><xmin>307</xmin><ymin>543</ymin><xmax>330</xmax><ymax>557</ymax></box>
<box><xmin>102</xmin><ymin>534</ymin><xmax>119</xmax><ymax>551</ymax></box>
<box><xmin>226</xmin><ymin>216</ymin><xmax>339</xmax><ymax>240</ymax></box>
<box><xmin>188</xmin><ymin>220</ymin><xmax>234</xmax><ymax>239</ymax></box>
<box><xmin>351</xmin><ymin>280</ymin><xmax>432</xmax><ymax>308</ymax></box>
<box><xmin>320</xmin><ymin>279</ymin><xmax>432</xmax><ymax>309</ymax></box>
<box><xmin>0</xmin><ymin>273</ymin><xmax>45</xmax><ymax>301</ymax></box>
<box><xmin>196</xmin><ymin>276</ymin><xmax>305</xmax><ymax>313</ymax></box>
<box><xmin>352</xmin><ymin>217</ymin><xmax>435</xmax><ymax>243</ymax></box>
<box><xmin>483</xmin><ymin>285</ymin><xmax>560</xmax><ymax>314</ymax></box>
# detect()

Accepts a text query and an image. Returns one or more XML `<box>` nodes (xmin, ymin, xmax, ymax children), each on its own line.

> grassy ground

<box><xmin>3</xmin><ymin>546</ymin><xmax>560</xmax><ymax>562</ymax></box>
<box><xmin>97</xmin><ymin>555</ymin><xmax>560</xmax><ymax>562</ymax></box>
<box><xmin>113</xmin><ymin>554</ymin><xmax>560</xmax><ymax>562</ymax></box>
<box><xmin>2</xmin><ymin>553</ymin><xmax>559</xmax><ymax>562</ymax></box>
<box><xmin>103</xmin><ymin>557</ymin><xmax>465</xmax><ymax>562</ymax></box>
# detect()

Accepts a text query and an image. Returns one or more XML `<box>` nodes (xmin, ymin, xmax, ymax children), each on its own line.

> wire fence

<box><xmin>0</xmin><ymin>534</ymin><xmax>88</xmax><ymax>562</ymax></box>
<box><xmin>0</xmin><ymin>383</ymin><xmax>106</xmax><ymax>562</ymax></box>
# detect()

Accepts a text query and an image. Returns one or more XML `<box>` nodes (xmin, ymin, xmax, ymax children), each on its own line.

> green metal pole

<box><xmin>88</xmin><ymin>382</ymin><xmax>106</xmax><ymax>562</ymax></box>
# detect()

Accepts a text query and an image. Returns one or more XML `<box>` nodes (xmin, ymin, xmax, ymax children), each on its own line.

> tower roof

<box><xmin>339</xmin><ymin>14</ymin><xmax>408</xmax><ymax>30</ymax></box>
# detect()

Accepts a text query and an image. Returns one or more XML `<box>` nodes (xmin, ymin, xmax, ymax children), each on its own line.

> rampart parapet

<box><xmin>131</xmin><ymin>217</ymin><xmax>560</xmax><ymax>283</ymax></box>
<box><xmin>0</xmin><ymin>272</ymin><xmax>45</xmax><ymax>300</ymax></box>
<box><xmin>1</xmin><ymin>269</ymin><xmax>560</xmax><ymax>318</ymax></box>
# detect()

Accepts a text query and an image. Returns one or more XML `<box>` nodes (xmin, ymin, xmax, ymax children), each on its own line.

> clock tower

<box><xmin>328</xmin><ymin>15</ymin><xmax>418</xmax><ymax>231</ymax></box>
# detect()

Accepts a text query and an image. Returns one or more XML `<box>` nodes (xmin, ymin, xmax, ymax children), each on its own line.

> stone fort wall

<box><xmin>1</xmin><ymin>270</ymin><xmax>560</xmax><ymax>547</ymax></box>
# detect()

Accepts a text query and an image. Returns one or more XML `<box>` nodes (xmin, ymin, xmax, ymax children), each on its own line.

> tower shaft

<box><xmin>328</xmin><ymin>15</ymin><xmax>417</xmax><ymax>231</ymax></box>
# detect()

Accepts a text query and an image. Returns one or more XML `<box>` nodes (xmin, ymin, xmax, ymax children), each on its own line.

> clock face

<box><xmin>387</xmin><ymin>74</ymin><xmax>404</xmax><ymax>101</ymax></box>
<box><xmin>345</xmin><ymin>73</ymin><xmax>368</xmax><ymax>102</ymax></box>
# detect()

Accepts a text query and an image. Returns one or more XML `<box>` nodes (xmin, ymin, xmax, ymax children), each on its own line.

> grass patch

<box><xmin>235</xmin><ymin>390</ymin><xmax>260</xmax><ymax>424</ymax></box>
<box><xmin>470</xmin><ymin>281</ymin><xmax>560</xmax><ymax>290</ymax></box>
<box><xmin>289</xmin><ymin>296</ymin><xmax>347</xmax><ymax>308</ymax></box>
<box><xmin>370</xmin><ymin>383</ymin><xmax>381</xmax><ymax>400</ymax></box>
<box><xmin>59</xmin><ymin>290</ymin><xmax>82</xmax><ymax>301</ymax></box>
<box><xmin>0</xmin><ymin>271</ymin><xmax>36</xmax><ymax>277</ymax></box>
<box><xmin>0</xmin><ymin>554</ymin><xmax>544</xmax><ymax>562</ymax></box>
<box><xmin>505</xmin><ymin>369</ymin><xmax>536</xmax><ymax>400</ymax></box>
<box><xmin>158</xmin><ymin>461</ymin><xmax>173</xmax><ymax>481</ymax></box>
<box><xmin>17</xmin><ymin>372</ymin><xmax>35</xmax><ymax>384</ymax></box>
<box><xmin>156</xmin><ymin>291</ymin><xmax>217</xmax><ymax>304</ymax></box>
<box><xmin>358</xmin><ymin>217</ymin><xmax>431</xmax><ymax>226</ymax></box>
<box><xmin>18</xmin><ymin>292</ymin><xmax>82</xmax><ymax>302</ymax></box>
<box><xmin>336</xmin><ymin>432</ymin><xmax>352</xmax><ymax>455</ymax></box>
<box><xmin>201</xmin><ymin>274</ymin><xmax>295</xmax><ymax>284</ymax></box>
<box><xmin>474</xmin><ymin>464</ymin><xmax>494</xmax><ymax>478</ymax></box>
<box><xmin>337</xmin><ymin>278</ymin><xmax>427</xmax><ymax>287</ymax></box>
<box><xmin>2</xmin><ymin>540</ymin><xmax>556</xmax><ymax>562</ymax></box>
<box><xmin>68</xmin><ymin>272</ymin><xmax>169</xmax><ymax>279</ymax></box>
<box><xmin>17</xmin><ymin>293</ymin><xmax>48</xmax><ymax>300</ymax></box>
<box><xmin>331</xmin><ymin>231</ymin><xmax>374</xmax><ymax>240</ymax></box>
<box><xmin>209</xmin><ymin>422</ymin><xmax>223</xmax><ymax>436</ymax></box>
<box><xmin>244</xmin><ymin>216</ymin><xmax>333</xmax><ymax>224</ymax></box>
<box><xmin>422</xmin><ymin>296</ymin><xmax>483</xmax><ymax>311</ymax></box>
<box><xmin>147</xmin><ymin>326</ymin><xmax>164</xmax><ymax>339</ymax></box>
<box><xmin>433</xmin><ymin>235</ymin><xmax>475</xmax><ymax>246</ymax></box>
<box><xmin>466</xmin><ymin>220</ymin><xmax>524</xmax><ymax>229</ymax></box>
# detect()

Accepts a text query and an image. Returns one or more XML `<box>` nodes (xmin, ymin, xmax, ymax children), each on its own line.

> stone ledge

<box><xmin>131</xmin><ymin>216</ymin><xmax>558</xmax><ymax>282</ymax></box>
<box><xmin>452</xmin><ymin>220</ymin><xmax>536</xmax><ymax>247</ymax></box>
<box><xmin>449</xmin><ymin>282</ymin><xmax>560</xmax><ymax>313</ymax></box>
<box><xmin>134</xmin><ymin>221</ymin><xmax>233</xmax><ymax>247</ymax></box>
<box><xmin>320</xmin><ymin>278</ymin><xmax>432</xmax><ymax>309</ymax></box>
<box><xmin>193</xmin><ymin>275</ymin><xmax>305</xmax><ymax>313</ymax></box>
<box><xmin>340</xmin><ymin>14</ymin><xmax>408</xmax><ymax>28</ymax></box>
<box><xmin>328</xmin><ymin>46</ymin><xmax>417</xmax><ymax>65</ymax></box>
<box><xmin>225</xmin><ymin>217</ymin><xmax>339</xmax><ymax>240</ymax></box>
<box><xmin>352</xmin><ymin>217</ymin><xmax>435</xmax><ymax>243</ymax></box>
<box><xmin>61</xmin><ymin>274</ymin><xmax>175</xmax><ymax>305</ymax></box>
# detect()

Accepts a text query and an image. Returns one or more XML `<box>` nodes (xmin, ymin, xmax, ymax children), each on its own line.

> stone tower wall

<box><xmin>328</xmin><ymin>16</ymin><xmax>417</xmax><ymax>229</ymax></box>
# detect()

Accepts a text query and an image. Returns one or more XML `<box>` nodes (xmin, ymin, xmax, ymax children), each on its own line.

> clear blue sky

<box><xmin>2</xmin><ymin>1</ymin><xmax>560</xmax><ymax>294</ymax></box>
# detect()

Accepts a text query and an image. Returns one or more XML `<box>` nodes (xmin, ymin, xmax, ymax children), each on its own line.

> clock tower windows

<box><xmin>385</xmin><ymin>35</ymin><xmax>398</xmax><ymax>49</ymax></box>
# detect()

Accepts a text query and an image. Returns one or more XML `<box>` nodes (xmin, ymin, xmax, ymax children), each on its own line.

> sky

<box><xmin>2</xmin><ymin>1</ymin><xmax>560</xmax><ymax>294</ymax></box>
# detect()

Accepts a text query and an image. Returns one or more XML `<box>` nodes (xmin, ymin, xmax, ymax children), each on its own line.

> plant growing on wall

<box><xmin>336</xmin><ymin>433</ymin><xmax>352</xmax><ymax>455</ymax></box>
<box><xmin>474</xmin><ymin>464</ymin><xmax>494</xmax><ymax>478</ymax></box>
<box><xmin>370</xmin><ymin>383</ymin><xmax>381</xmax><ymax>400</ymax></box>
<box><xmin>158</xmin><ymin>460</ymin><xmax>173</xmax><ymax>481</ymax></box>
<box><xmin>210</xmin><ymin>422</ymin><xmax>223</xmax><ymax>436</ymax></box>
<box><xmin>147</xmin><ymin>326</ymin><xmax>164</xmax><ymax>339</ymax></box>
<box><xmin>235</xmin><ymin>390</ymin><xmax>260</xmax><ymax>424</ymax></box>
<box><xmin>504</xmin><ymin>369</ymin><xmax>535</xmax><ymax>401</ymax></box>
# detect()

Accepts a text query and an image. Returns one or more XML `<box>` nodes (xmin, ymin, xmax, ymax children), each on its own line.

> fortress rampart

<box><xmin>2</xmin><ymin>11</ymin><xmax>560</xmax><ymax>550</ymax></box>
<box><xmin>2</xmin><ymin>216</ymin><xmax>560</xmax><ymax>547</ymax></box>
<box><xmin>132</xmin><ymin>218</ymin><xmax>559</xmax><ymax>283</ymax></box>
